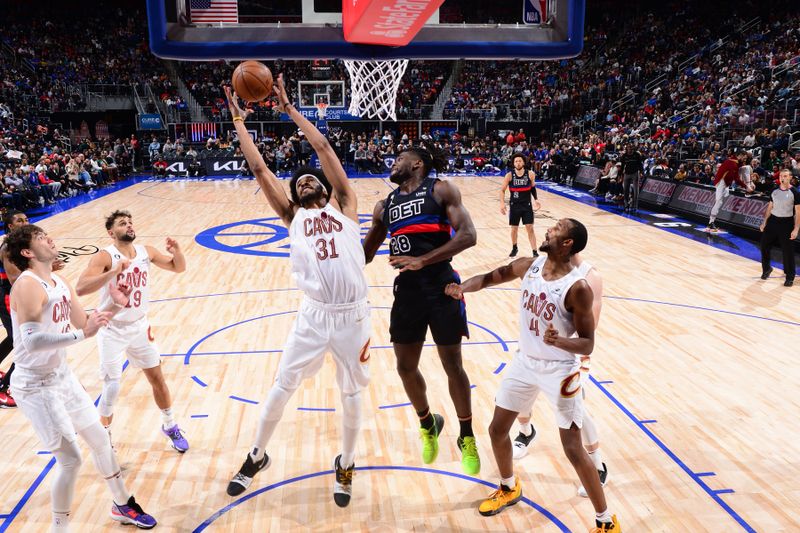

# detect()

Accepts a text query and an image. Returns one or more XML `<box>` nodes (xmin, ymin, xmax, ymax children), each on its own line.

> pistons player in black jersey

<box><xmin>363</xmin><ymin>144</ymin><xmax>481</xmax><ymax>475</ymax></box>
<box><xmin>500</xmin><ymin>153</ymin><xmax>540</xmax><ymax>258</ymax></box>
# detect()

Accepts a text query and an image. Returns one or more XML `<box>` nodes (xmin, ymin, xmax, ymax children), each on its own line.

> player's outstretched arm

<box><xmin>76</xmin><ymin>250</ymin><xmax>120</xmax><ymax>296</ymax></box>
<box><xmin>225</xmin><ymin>86</ymin><xmax>296</xmax><ymax>227</ymax></box>
<box><xmin>499</xmin><ymin>172</ymin><xmax>511</xmax><ymax>214</ymax></box>
<box><xmin>273</xmin><ymin>75</ymin><xmax>357</xmax><ymax>222</ymax></box>
<box><xmin>362</xmin><ymin>200</ymin><xmax>387</xmax><ymax>264</ymax></box>
<box><xmin>147</xmin><ymin>237</ymin><xmax>186</xmax><ymax>273</ymax></box>
<box><xmin>444</xmin><ymin>257</ymin><xmax>533</xmax><ymax>299</ymax></box>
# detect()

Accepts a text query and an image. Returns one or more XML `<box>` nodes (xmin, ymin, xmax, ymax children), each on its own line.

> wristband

<box><xmin>233</xmin><ymin>116</ymin><xmax>244</xmax><ymax>123</ymax></box>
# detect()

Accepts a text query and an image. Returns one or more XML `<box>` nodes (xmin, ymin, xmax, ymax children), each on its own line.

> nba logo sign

<box><xmin>523</xmin><ymin>0</ymin><xmax>547</xmax><ymax>24</ymax></box>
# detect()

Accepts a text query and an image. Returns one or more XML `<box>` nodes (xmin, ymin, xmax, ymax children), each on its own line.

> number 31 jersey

<box><xmin>289</xmin><ymin>203</ymin><xmax>368</xmax><ymax>304</ymax></box>
<box><xmin>98</xmin><ymin>244</ymin><xmax>151</xmax><ymax>322</ymax></box>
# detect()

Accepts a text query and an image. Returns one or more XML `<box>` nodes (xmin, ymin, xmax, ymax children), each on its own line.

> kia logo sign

<box><xmin>212</xmin><ymin>160</ymin><xmax>245</xmax><ymax>172</ymax></box>
<box><xmin>166</xmin><ymin>162</ymin><xmax>186</xmax><ymax>173</ymax></box>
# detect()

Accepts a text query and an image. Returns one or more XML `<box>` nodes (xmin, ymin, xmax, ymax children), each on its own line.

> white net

<box><xmin>343</xmin><ymin>59</ymin><xmax>409</xmax><ymax>122</ymax></box>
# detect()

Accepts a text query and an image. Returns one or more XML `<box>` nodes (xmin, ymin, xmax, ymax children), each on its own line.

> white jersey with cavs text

<box><xmin>519</xmin><ymin>256</ymin><xmax>586</xmax><ymax>362</ymax></box>
<box><xmin>11</xmin><ymin>271</ymin><xmax>73</xmax><ymax>370</ymax></box>
<box><xmin>98</xmin><ymin>244</ymin><xmax>150</xmax><ymax>322</ymax></box>
<box><xmin>289</xmin><ymin>203</ymin><xmax>368</xmax><ymax>304</ymax></box>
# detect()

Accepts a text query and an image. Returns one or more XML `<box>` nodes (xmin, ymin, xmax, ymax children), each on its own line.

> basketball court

<box><xmin>0</xmin><ymin>174</ymin><xmax>796</xmax><ymax>531</ymax></box>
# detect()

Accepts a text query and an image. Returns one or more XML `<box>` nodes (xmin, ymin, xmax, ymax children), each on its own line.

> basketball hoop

<box><xmin>343</xmin><ymin>59</ymin><xmax>409</xmax><ymax>122</ymax></box>
<box><xmin>315</xmin><ymin>102</ymin><xmax>328</xmax><ymax>120</ymax></box>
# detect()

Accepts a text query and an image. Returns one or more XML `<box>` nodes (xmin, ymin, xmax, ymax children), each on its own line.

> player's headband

<box><xmin>296</xmin><ymin>173</ymin><xmax>329</xmax><ymax>195</ymax></box>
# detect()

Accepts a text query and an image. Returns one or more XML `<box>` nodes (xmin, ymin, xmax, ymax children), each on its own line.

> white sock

<box><xmin>501</xmin><ymin>476</ymin><xmax>516</xmax><ymax>489</ymax></box>
<box><xmin>588</xmin><ymin>449</ymin><xmax>604</xmax><ymax>471</ymax></box>
<box><xmin>161</xmin><ymin>407</ymin><xmax>175</xmax><ymax>429</ymax></box>
<box><xmin>519</xmin><ymin>422</ymin><xmax>532</xmax><ymax>436</ymax></box>
<box><xmin>596</xmin><ymin>509</ymin><xmax>612</xmax><ymax>523</ymax></box>
<box><xmin>340</xmin><ymin>391</ymin><xmax>362</xmax><ymax>468</ymax></box>
<box><xmin>52</xmin><ymin>511</ymin><xmax>70</xmax><ymax>532</ymax></box>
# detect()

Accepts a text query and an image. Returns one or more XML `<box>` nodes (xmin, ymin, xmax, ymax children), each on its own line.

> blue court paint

<box><xmin>378</xmin><ymin>402</ymin><xmax>412</xmax><ymax>410</ymax></box>
<box><xmin>469</xmin><ymin>384</ymin><xmax>477</xmax><ymax>389</ymax></box>
<box><xmin>589</xmin><ymin>375</ymin><xmax>755</xmax><ymax>532</ymax></box>
<box><xmin>493</xmin><ymin>362</ymin><xmax>506</xmax><ymax>374</ymax></box>
<box><xmin>639</xmin><ymin>419</ymin><xmax>658</xmax><ymax>424</ymax></box>
<box><xmin>191</xmin><ymin>376</ymin><xmax>208</xmax><ymax>387</ymax></box>
<box><xmin>190</xmin><ymin>414</ymin><xmax>209</xmax><ymax>419</ymax></box>
<box><xmin>0</xmin><ymin>516</ymin><xmax>8</xmax><ymax>520</ymax></box>
<box><xmin>0</xmin><ymin>457</ymin><xmax>56</xmax><ymax>532</ymax></box>
<box><xmin>164</xmin><ymin>349</ymin><xmax>283</xmax><ymax>357</ymax></box>
<box><xmin>229</xmin><ymin>395</ymin><xmax>259</xmax><ymax>405</ymax></box>
<box><xmin>297</xmin><ymin>407</ymin><xmax>336</xmax><ymax>412</ymax></box>
<box><xmin>192</xmin><ymin>465</ymin><xmax>571</xmax><ymax>533</ymax></box>
<box><xmin>714</xmin><ymin>489</ymin><xmax>736</xmax><ymax>495</ymax></box>
<box><xmin>696</xmin><ymin>472</ymin><xmax>717</xmax><ymax>477</ymax></box>
<box><xmin>35</xmin><ymin>451</ymin><xmax>52</xmax><ymax>455</ymax></box>
<box><xmin>596</xmin><ymin>380</ymin><xmax>614</xmax><ymax>385</ymax></box>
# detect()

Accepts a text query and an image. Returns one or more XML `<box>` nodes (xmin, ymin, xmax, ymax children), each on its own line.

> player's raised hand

<box><xmin>543</xmin><ymin>322</ymin><xmax>559</xmax><ymax>346</ymax></box>
<box><xmin>108</xmin><ymin>282</ymin><xmax>131</xmax><ymax>307</ymax></box>
<box><xmin>165</xmin><ymin>237</ymin><xmax>180</xmax><ymax>254</ymax></box>
<box><xmin>273</xmin><ymin>74</ymin><xmax>291</xmax><ymax>113</ymax></box>
<box><xmin>444</xmin><ymin>282</ymin><xmax>463</xmax><ymax>300</ymax></box>
<box><xmin>224</xmin><ymin>85</ymin><xmax>252</xmax><ymax>121</ymax></box>
<box><xmin>52</xmin><ymin>259</ymin><xmax>66</xmax><ymax>272</ymax></box>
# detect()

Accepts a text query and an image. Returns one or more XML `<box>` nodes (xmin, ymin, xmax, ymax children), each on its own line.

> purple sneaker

<box><xmin>111</xmin><ymin>496</ymin><xmax>157</xmax><ymax>529</ymax></box>
<box><xmin>162</xmin><ymin>424</ymin><xmax>189</xmax><ymax>453</ymax></box>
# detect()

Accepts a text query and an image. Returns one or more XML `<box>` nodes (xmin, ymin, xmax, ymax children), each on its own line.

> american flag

<box><xmin>190</xmin><ymin>0</ymin><xmax>239</xmax><ymax>23</ymax></box>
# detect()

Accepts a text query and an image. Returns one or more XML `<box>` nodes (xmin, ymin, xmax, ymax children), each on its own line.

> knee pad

<box><xmin>79</xmin><ymin>423</ymin><xmax>121</xmax><ymax>480</ymax></box>
<box><xmin>581</xmin><ymin>412</ymin><xmax>600</xmax><ymax>448</ymax></box>
<box><xmin>97</xmin><ymin>377</ymin><xmax>121</xmax><ymax>418</ymax></box>
<box><xmin>340</xmin><ymin>391</ymin><xmax>362</xmax><ymax>430</ymax></box>
<box><xmin>260</xmin><ymin>383</ymin><xmax>295</xmax><ymax>422</ymax></box>
<box><xmin>53</xmin><ymin>438</ymin><xmax>83</xmax><ymax>472</ymax></box>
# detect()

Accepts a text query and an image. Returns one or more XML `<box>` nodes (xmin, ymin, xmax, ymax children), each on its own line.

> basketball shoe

<box><xmin>0</xmin><ymin>391</ymin><xmax>16</xmax><ymax>408</ymax></box>
<box><xmin>511</xmin><ymin>424</ymin><xmax>537</xmax><ymax>460</ymax></box>
<box><xmin>110</xmin><ymin>496</ymin><xmax>157</xmax><ymax>529</ymax></box>
<box><xmin>419</xmin><ymin>413</ymin><xmax>444</xmax><ymax>464</ymax></box>
<box><xmin>333</xmin><ymin>455</ymin><xmax>355</xmax><ymax>508</ymax></box>
<box><xmin>457</xmin><ymin>436</ymin><xmax>480</xmax><ymax>475</ymax></box>
<box><xmin>509</xmin><ymin>244</ymin><xmax>518</xmax><ymax>257</ymax></box>
<box><xmin>578</xmin><ymin>462</ymin><xmax>609</xmax><ymax>497</ymax></box>
<box><xmin>590</xmin><ymin>514</ymin><xmax>621</xmax><ymax>532</ymax></box>
<box><xmin>162</xmin><ymin>424</ymin><xmax>189</xmax><ymax>453</ymax></box>
<box><xmin>227</xmin><ymin>452</ymin><xmax>271</xmax><ymax>496</ymax></box>
<box><xmin>478</xmin><ymin>478</ymin><xmax>522</xmax><ymax>516</ymax></box>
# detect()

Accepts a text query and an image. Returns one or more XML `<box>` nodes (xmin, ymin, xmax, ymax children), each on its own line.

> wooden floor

<box><xmin>1</xmin><ymin>176</ymin><xmax>798</xmax><ymax>532</ymax></box>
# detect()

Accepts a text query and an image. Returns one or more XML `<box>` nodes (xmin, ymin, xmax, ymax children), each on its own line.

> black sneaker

<box><xmin>761</xmin><ymin>267</ymin><xmax>773</xmax><ymax>280</ymax></box>
<box><xmin>333</xmin><ymin>455</ymin><xmax>355</xmax><ymax>508</ymax></box>
<box><xmin>785</xmin><ymin>279</ymin><xmax>794</xmax><ymax>287</ymax></box>
<box><xmin>578</xmin><ymin>462</ymin><xmax>609</xmax><ymax>497</ymax></box>
<box><xmin>511</xmin><ymin>424</ymin><xmax>537</xmax><ymax>460</ymax></box>
<box><xmin>532</xmin><ymin>250</ymin><xmax>539</xmax><ymax>257</ymax></box>
<box><xmin>227</xmin><ymin>452</ymin><xmax>271</xmax><ymax>496</ymax></box>
<box><xmin>707</xmin><ymin>222</ymin><xmax>718</xmax><ymax>231</ymax></box>
<box><xmin>509</xmin><ymin>245</ymin><xmax>518</xmax><ymax>257</ymax></box>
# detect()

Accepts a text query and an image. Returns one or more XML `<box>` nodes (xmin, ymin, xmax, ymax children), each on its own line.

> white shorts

<box><xmin>276</xmin><ymin>297</ymin><xmax>371</xmax><ymax>394</ymax></box>
<box><xmin>495</xmin><ymin>352</ymin><xmax>584</xmax><ymax>430</ymax></box>
<box><xmin>579</xmin><ymin>355</ymin><xmax>591</xmax><ymax>399</ymax></box>
<box><xmin>97</xmin><ymin>317</ymin><xmax>161</xmax><ymax>379</ymax></box>
<box><xmin>10</xmin><ymin>363</ymin><xmax>99</xmax><ymax>450</ymax></box>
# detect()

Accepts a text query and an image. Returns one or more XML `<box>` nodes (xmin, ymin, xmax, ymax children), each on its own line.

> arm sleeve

<box><xmin>20</xmin><ymin>322</ymin><xmax>85</xmax><ymax>353</ymax></box>
<box><xmin>531</xmin><ymin>186</ymin><xmax>538</xmax><ymax>200</ymax></box>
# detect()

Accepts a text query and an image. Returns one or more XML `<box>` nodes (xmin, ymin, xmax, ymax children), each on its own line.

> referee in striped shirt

<box><xmin>760</xmin><ymin>169</ymin><xmax>800</xmax><ymax>287</ymax></box>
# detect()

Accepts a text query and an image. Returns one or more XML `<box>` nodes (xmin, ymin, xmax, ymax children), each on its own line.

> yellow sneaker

<box><xmin>419</xmin><ymin>414</ymin><xmax>444</xmax><ymax>464</ymax></box>
<box><xmin>590</xmin><ymin>515</ymin><xmax>621</xmax><ymax>532</ymax></box>
<box><xmin>457</xmin><ymin>436</ymin><xmax>480</xmax><ymax>475</ymax></box>
<box><xmin>478</xmin><ymin>478</ymin><xmax>522</xmax><ymax>516</ymax></box>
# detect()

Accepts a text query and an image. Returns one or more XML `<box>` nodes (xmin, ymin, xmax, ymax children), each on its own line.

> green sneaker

<box><xmin>419</xmin><ymin>413</ymin><xmax>444</xmax><ymax>464</ymax></box>
<box><xmin>458</xmin><ymin>436</ymin><xmax>481</xmax><ymax>475</ymax></box>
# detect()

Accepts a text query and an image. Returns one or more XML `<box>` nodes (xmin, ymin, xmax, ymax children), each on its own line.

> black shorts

<box><xmin>390</xmin><ymin>267</ymin><xmax>469</xmax><ymax>345</ymax></box>
<box><xmin>0</xmin><ymin>287</ymin><xmax>10</xmax><ymax>335</ymax></box>
<box><xmin>509</xmin><ymin>204</ymin><xmax>534</xmax><ymax>226</ymax></box>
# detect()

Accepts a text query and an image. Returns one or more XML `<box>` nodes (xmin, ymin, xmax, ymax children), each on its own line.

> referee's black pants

<box><xmin>760</xmin><ymin>215</ymin><xmax>796</xmax><ymax>281</ymax></box>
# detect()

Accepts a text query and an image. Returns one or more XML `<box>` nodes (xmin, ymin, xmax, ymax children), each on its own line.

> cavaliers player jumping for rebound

<box><xmin>500</xmin><ymin>153</ymin><xmax>540</xmax><ymax>257</ymax></box>
<box><xmin>224</xmin><ymin>78</ymin><xmax>371</xmax><ymax>508</ymax></box>
<box><xmin>445</xmin><ymin>218</ymin><xmax>620</xmax><ymax>532</ymax></box>
<box><xmin>77</xmin><ymin>210</ymin><xmax>189</xmax><ymax>454</ymax></box>
<box><xmin>362</xmin><ymin>144</ymin><xmax>481</xmax><ymax>475</ymax></box>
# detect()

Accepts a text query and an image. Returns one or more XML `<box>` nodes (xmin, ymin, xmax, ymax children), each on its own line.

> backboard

<box><xmin>147</xmin><ymin>0</ymin><xmax>585</xmax><ymax>61</ymax></box>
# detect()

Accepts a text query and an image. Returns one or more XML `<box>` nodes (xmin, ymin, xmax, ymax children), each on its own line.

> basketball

<box><xmin>231</xmin><ymin>61</ymin><xmax>273</xmax><ymax>102</ymax></box>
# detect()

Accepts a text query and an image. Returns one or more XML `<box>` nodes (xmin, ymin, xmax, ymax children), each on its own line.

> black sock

<box><xmin>418</xmin><ymin>408</ymin><xmax>434</xmax><ymax>430</ymax></box>
<box><xmin>459</xmin><ymin>417</ymin><xmax>474</xmax><ymax>438</ymax></box>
